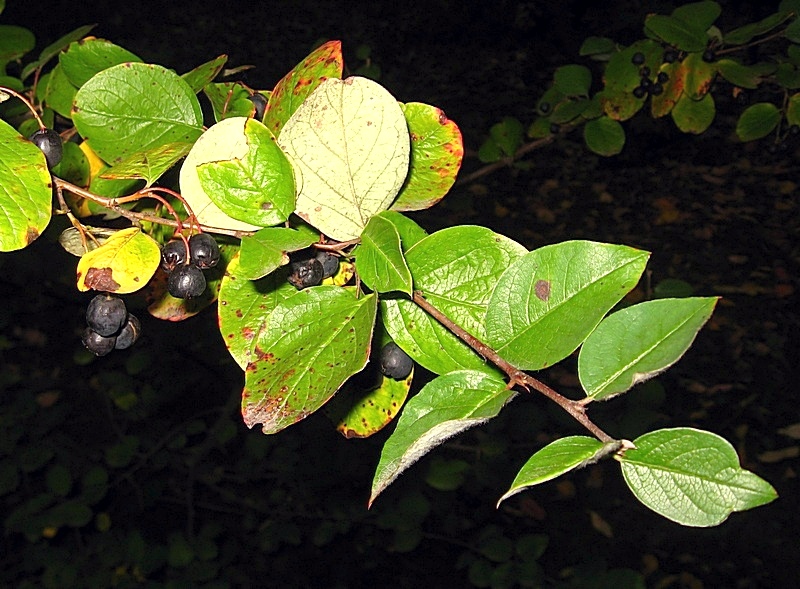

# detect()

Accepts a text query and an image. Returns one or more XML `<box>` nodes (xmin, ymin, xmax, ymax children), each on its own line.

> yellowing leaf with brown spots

<box><xmin>76</xmin><ymin>227</ymin><xmax>160</xmax><ymax>293</ymax></box>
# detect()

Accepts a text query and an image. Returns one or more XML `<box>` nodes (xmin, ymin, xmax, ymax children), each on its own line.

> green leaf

<box><xmin>0</xmin><ymin>119</ymin><xmax>52</xmax><ymax>251</ymax></box>
<box><xmin>681</xmin><ymin>52</ymin><xmax>716</xmax><ymax>100</ymax></box>
<box><xmin>787</xmin><ymin>93</ymin><xmax>800</xmax><ymax>127</ymax></box>
<box><xmin>785</xmin><ymin>15</ymin><xmax>800</xmax><ymax>43</ymax></box>
<box><xmin>551</xmin><ymin>98</ymin><xmax>591</xmax><ymax>125</ymax></box>
<box><xmin>579</xmin><ymin>297</ymin><xmax>718</xmax><ymax>400</ymax></box>
<box><xmin>672</xmin><ymin>1</ymin><xmax>722</xmax><ymax>31</ymax></box>
<box><xmin>179</xmin><ymin>117</ymin><xmax>263</xmax><ymax>232</ymax></box>
<box><xmin>72</xmin><ymin>62</ymin><xmax>204</xmax><ymax>165</ymax></box>
<box><xmin>485</xmin><ymin>241</ymin><xmax>649</xmax><ymax>371</ymax></box>
<box><xmin>379</xmin><ymin>210</ymin><xmax>428</xmax><ymax>250</ymax></box>
<box><xmin>242</xmin><ymin>287</ymin><xmax>377</xmax><ymax>434</ymax></box>
<box><xmin>489</xmin><ymin>116</ymin><xmax>524</xmax><ymax>157</ymax></box>
<box><xmin>59</xmin><ymin>37</ymin><xmax>142</xmax><ymax>87</ymax></box>
<box><xmin>238</xmin><ymin>224</ymin><xmax>318</xmax><ymax>281</ymax></box>
<box><xmin>671</xmin><ymin>92</ymin><xmax>715</xmax><ymax>134</ymax></box>
<box><xmin>391</xmin><ymin>102</ymin><xmax>463</xmax><ymax>211</ymax></box>
<box><xmin>716</xmin><ymin>59</ymin><xmax>775</xmax><ymax>90</ymax></box>
<box><xmin>21</xmin><ymin>24</ymin><xmax>95</xmax><ymax>80</ymax></box>
<box><xmin>776</xmin><ymin>62</ymin><xmax>800</xmax><ymax>90</ymax></box>
<box><xmin>619</xmin><ymin>427</ymin><xmax>778</xmax><ymax>526</ymax></box>
<box><xmin>202</xmin><ymin>81</ymin><xmax>255</xmax><ymax>122</ymax></box>
<box><xmin>99</xmin><ymin>141</ymin><xmax>192</xmax><ymax>186</ymax></box>
<box><xmin>498</xmin><ymin>437</ymin><xmax>614</xmax><ymax>506</ymax></box>
<box><xmin>724</xmin><ymin>11</ymin><xmax>793</xmax><ymax>45</ymax></box>
<box><xmin>408</xmin><ymin>225</ymin><xmax>527</xmax><ymax>342</ymax></box>
<box><xmin>218</xmin><ymin>254</ymin><xmax>297</xmax><ymax>369</ymax></box>
<box><xmin>583</xmin><ymin>115</ymin><xmax>625</xmax><ymax>156</ymax></box>
<box><xmin>354</xmin><ymin>212</ymin><xmax>413</xmax><ymax>295</ymax></box>
<box><xmin>736</xmin><ymin>102</ymin><xmax>781</xmax><ymax>141</ymax></box>
<box><xmin>370</xmin><ymin>369</ymin><xmax>513</xmax><ymax>506</ymax></box>
<box><xmin>197</xmin><ymin>118</ymin><xmax>295</xmax><ymax>227</ymax></box>
<box><xmin>263</xmin><ymin>40</ymin><xmax>343</xmax><ymax>137</ymax></box>
<box><xmin>182</xmin><ymin>54</ymin><xmax>227</xmax><ymax>94</ymax></box>
<box><xmin>0</xmin><ymin>25</ymin><xmax>35</xmax><ymax>73</ymax></box>
<box><xmin>42</xmin><ymin>63</ymin><xmax>77</xmax><ymax>119</ymax></box>
<box><xmin>278</xmin><ymin>76</ymin><xmax>411</xmax><ymax>241</ymax></box>
<box><xmin>579</xmin><ymin>36</ymin><xmax>616</xmax><ymax>58</ymax></box>
<box><xmin>553</xmin><ymin>64</ymin><xmax>592</xmax><ymax>97</ymax></box>
<box><xmin>76</xmin><ymin>227</ymin><xmax>160</xmax><ymax>293</ymax></box>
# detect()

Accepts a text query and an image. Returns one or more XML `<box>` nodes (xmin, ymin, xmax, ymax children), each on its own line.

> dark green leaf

<box><xmin>583</xmin><ymin>115</ymin><xmax>625</xmax><ymax>156</ymax></box>
<box><xmin>736</xmin><ymin>102</ymin><xmax>781</xmax><ymax>141</ymax></box>
<box><xmin>553</xmin><ymin>64</ymin><xmax>592</xmax><ymax>97</ymax></box>
<box><xmin>671</xmin><ymin>92</ymin><xmax>715</xmax><ymax>134</ymax></box>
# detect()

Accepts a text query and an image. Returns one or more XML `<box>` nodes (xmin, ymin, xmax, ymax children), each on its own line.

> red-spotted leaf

<box><xmin>0</xmin><ymin>119</ymin><xmax>52</xmax><ymax>251</ymax></box>
<box><xmin>76</xmin><ymin>227</ymin><xmax>160</xmax><ymax>293</ymax></box>
<box><xmin>181</xmin><ymin>54</ymin><xmax>228</xmax><ymax>94</ymax></box>
<box><xmin>370</xmin><ymin>369</ymin><xmax>513</xmax><ymax>506</ymax></box>
<box><xmin>59</xmin><ymin>37</ymin><xmax>142</xmax><ymax>87</ymax></box>
<box><xmin>391</xmin><ymin>102</ymin><xmax>463</xmax><ymax>211</ymax></box>
<box><xmin>242</xmin><ymin>287</ymin><xmax>377</xmax><ymax>434</ymax></box>
<box><xmin>262</xmin><ymin>40</ymin><xmax>343</xmax><ymax>137</ymax></box>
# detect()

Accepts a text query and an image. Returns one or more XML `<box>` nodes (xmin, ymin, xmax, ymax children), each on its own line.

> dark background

<box><xmin>1</xmin><ymin>1</ymin><xmax>797</xmax><ymax>587</ymax></box>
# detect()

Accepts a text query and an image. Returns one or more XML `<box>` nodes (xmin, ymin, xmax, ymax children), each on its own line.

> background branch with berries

<box><xmin>0</xmin><ymin>11</ymin><xmax>776</xmax><ymax>527</ymax></box>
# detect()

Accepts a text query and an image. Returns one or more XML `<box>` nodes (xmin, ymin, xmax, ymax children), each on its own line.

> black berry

<box><xmin>380</xmin><ymin>342</ymin><xmax>413</xmax><ymax>380</ymax></box>
<box><xmin>114</xmin><ymin>314</ymin><xmax>141</xmax><ymax>350</ymax></box>
<box><xmin>650</xmin><ymin>83</ymin><xmax>664</xmax><ymax>96</ymax></box>
<box><xmin>549</xmin><ymin>123</ymin><xmax>560</xmax><ymax>135</ymax></box>
<box><xmin>631</xmin><ymin>52</ymin><xmax>646</xmax><ymax>66</ymax></box>
<box><xmin>86</xmin><ymin>294</ymin><xmax>127</xmax><ymax>337</ymax></box>
<box><xmin>82</xmin><ymin>327</ymin><xmax>116</xmax><ymax>357</ymax></box>
<box><xmin>633</xmin><ymin>86</ymin><xmax>647</xmax><ymax>99</ymax></box>
<box><xmin>702</xmin><ymin>49</ymin><xmax>716</xmax><ymax>63</ymax></box>
<box><xmin>168</xmin><ymin>264</ymin><xmax>207</xmax><ymax>298</ymax></box>
<box><xmin>247</xmin><ymin>92</ymin><xmax>268</xmax><ymax>120</ymax></box>
<box><xmin>161</xmin><ymin>240</ymin><xmax>188</xmax><ymax>273</ymax></box>
<box><xmin>189</xmin><ymin>233</ymin><xmax>220</xmax><ymax>269</ymax></box>
<box><xmin>663</xmin><ymin>49</ymin><xmax>678</xmax><ymax>64</ymax></box>
<box><xmin>639</xmin><ymin>76</ymin><xmax>652</xmax><ymax>89</ymax></box>
<box><xmin>538</xmin><ymin>101</ymin><xmax>551</xmax><ymax>115</ymax></box>
<box><xmin>315</xmin><ymin>251</ymin><xmax>340</xmax><ymax>279</ymax></box>
<box><xmin>288</xmin><ymin>258</ymin><xmax>324</xmax><ymax>290</ymax></box>
<box><xmin>657</xmin><ymin>71</ymin><xmax>669</xmax><ymax>84</ymax></box>
<box><xmin>29</xmin><ymin>128</ymin><xmax>63</xmax><ymax>169</ymax></box>
<box><xmin>639</xmin><ymin>65</ymin><xmax>651</xmax><ymax>78</ymax></box>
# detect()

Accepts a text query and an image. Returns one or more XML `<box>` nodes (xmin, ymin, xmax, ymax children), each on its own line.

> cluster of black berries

<box><xmin>287</xmin><ymin>250</ymin><xmax>339</xmax><ymax>290</ymax></box>
<box><xmin>82</xmin><ymin>294</ymin><xmax>141</xmax><ymax>356</ymax></box>
<box><xmin>247</xmin><ymin>92</ymin><xmax>267</xmax><ymax>120</ymax></box>
<box><xmin>379</xmin><ymin>342</ymin><xmax>413</xmax><ymax>380</ymax></box>
<box><xmin>161</xmin><ymin>234</ymin><xmax>221</xmax><ymax>298</ymax></box>
<box><xmin>631</xmin><ymin>52</ymin><xmax>670</xmax><ymax>99</ymax></box>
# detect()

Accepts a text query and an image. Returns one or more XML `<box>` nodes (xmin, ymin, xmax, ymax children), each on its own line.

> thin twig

<box><xmin>412</xmin><ymin>291</ymin><xmax>613</xmax><ymax>442</ymax></box>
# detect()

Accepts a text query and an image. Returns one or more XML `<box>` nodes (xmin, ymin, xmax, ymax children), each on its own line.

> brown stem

<box><xmin>412</xmin><ymin>290</ymin><xmax>613</xmax><ymax>443</ymax></box>
<box><xmin>455</xmin><ymin>135</ymin><xmax>555</xmax><ymax>186</ymax></box>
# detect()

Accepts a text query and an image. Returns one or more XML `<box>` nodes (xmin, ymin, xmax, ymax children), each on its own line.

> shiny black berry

<box><xmin>538</xmin><ymin>101</ymin><xmax>551</xmax><ymax>115</ymax></box>
<box><xmin>114</xmin><ymin>313</ymin><xmax>141</xmax><ymax>350</ymax></box>
<box><xmin>247</xmin><ymin>92</ymin><xmax>268</xmax><ymax>120</ymax></box>
<box><xmin>161</xmin><ymin>240</ymin><xmax>188</xmax><ymax>273</ymax></box>
<box><xmin>633</xmin><ymin>86</ymin><xmax>647</xmax><ymax>99</ymax></box>
<box><xmin>288</xmin><ymin>258</ymin><xmax>324</xmax><ymax>290</ymax></box>
<box><xmin>702</xmin><ymin>49</ymin><xmax>716</xmax><ymax>63</ymax></box>
<box><xmin>29</xmin><ymin>128</ymin><xmax>63</xmax><ymax>169</ymax></box>
<box><xmin>549</xmin><ymin>123</ymin><xmax>560</xmax><ymax>135</ymax></box>
<box><xmin>315</xmin><ymin>251</ymin><xmax>340</xmax><ymax>279</ymax></box>
<box><xmin>650</xmin><ymin>83</ymin><xmax>664</xmax><ymax>96</ymax></box>
<box><xmin>380</xmin><ymin>342</ymin><xmax>413</xmax><ymax>380</ymax></box>
<box><xmin>189</xmin><ymin>233</ymin><xmax>220</xmax><ymax>269</ymax></box>
<box><xmin>631</xmin><ymin>52</ymin><xmax>646</xmax><ymax>66</ymax></box>
<box><xmin>657</xmin><ymin>71</ymin><xmax>669</xmax><ymax>84</ymax></box>
<box><xmin>86</xmin><ymin>294</ymin><xmax>127</xmax><ymax>337</ymax></box>
<box><xmin>663</xmin><ymin>49</ymin><xmax>678</xmax><ymax>64</ymax></box>
<box><xmin>639</xmin><ymin>65</ymin><xmax>651</xmax><ymax>78</ymax></box>
<box><xmin>82</xmin><ymin>327</ymin><xmax>116</xmax><ymax>357</ymax></box>
<box><xmin>168</xmin><ymin>264</ymin><xmax>206</xmax><ymax>298</ymax></box>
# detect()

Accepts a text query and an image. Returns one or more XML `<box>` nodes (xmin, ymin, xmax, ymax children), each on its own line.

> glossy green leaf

<box><xmin>724</xmin><ymin>11</ymin><xmax>791</xmax><ymax>45</ymax></box>
<box><xmin>179</xmin><ymin>117</ymin><xmax>263</xmax><ymax>232</ymax></box>
<box><xmin>73</xmin><ymin>62</ymin><xmax>204</xmax><ymax>165</ymax></box>
<box><xmin>59</xmin><ymin>37</ymin><xmax>142</xmax><ymax>87</ymax></box>
<box><xmin>182</xmin><ymin>54</ymin><xmax>227</xmax><ymax>93</ymax></box>
<box><xmin>0</xmin><ymin>25</ymin><xmax>35</xmax><ymax>72</ymax></box>
<box><xmin>42</xmin><ymin>63</ymin><xmax>77</xmax><ymax>119</ymax></box>
<box><xmin>263</xmin><ymin>40</ymin><xmax>343</xmax><ymax>137</ymax></box>
<box><xmin>21</xmin><ymin>24</ymin><xmax>95</xmax><ymax>80</ymax></box>
<box><xmin>391</xmin><ymin>102</ymin><xmax>462</xmax><ymax>211</ymax></box>
<box><xmin>99</xmin><ymin>141</ymin><xmax>192</xmax><ymax>186</ymax></box>
<box><xmin>736</xmin><ymin>102</ymin><xmax>781</xmax><ymax>141</ymax></box>
<box><xmin>238</xmin><ymin>225</ymin><xmax>318</xmax><ymax>280</ymax></box>
<box><xmin>583</xmin><ymin>115</ymin><xmax>625</xmax><ymax>156</ymax></box>
<box><xmin>716</xmin><ymin>59</ymin><xmax>774</xmax><ymax>90</ymax></box>
<box><xmin>551</xmin><ymin>98</ymin><xmax>591</xmax><ymax>125</ymax></box>
<box><xmin>218</xmin><ymin>254</ymin><xmax>296</xmax><ymax>369</ymax></box>
<box><xmin>242</xmin><ymin>287</ymin><xmax>377</xmax><ymax>434</ymax></box>
<box><xmin>202</xmin><ymin>81</ymin><xmax>256</xmax><ymax>122</ymax></box>
<box><xmin>0</xmin><ymin>119</ymin><xmax>52</xmax><ymax>251</ymax></box>
<box><xmin>671</xmin><ymin>92</ymin><xmax>715</xmax><ymax>134</ymax></box>
<box><xmin>197</xmin><ymin>117</ymin><xmax>295</xmax><ymax>227</ymax></box>
<box><xmin>619</xmin><ymin>427</ymin><xmax>778</xmax><ymax>526</ymax></box>
<box><xmin>370</xmin><ymin>369</ymin><xmax>513</xmax><ymax>506</ymax></box>
<box><xmin>279</xmin><ymin>76</ymin><xmax>411</xmax><ymax>241</ymax></box>
<box><xmin>579</xmin><ymin>297</ymin><xmax>718</xmax><ymax>400</ymax></box>
<box><xmin>379</xmin><ymin>210</ymin><xmax>428</xmax><ymax>250</ymax></box>
<box><xmin>497</xmin><ymin>436</ymin><xmax>612</xmax><ymax>506</ymax></box>
<box><xmin>553</xmin><ymin>64</ymin><xmax>592</xmax><ymax>97</ymax></box>
<box><xmin>644</xmin><ymin>9</ymin><xmax>711</xmax><ymax>53</ymax></box>
<box><xmin>354</xmin><ymin>212</ymin><xmax>413</xmax><ymax>295</ymax></box>
<box><xmin>485</xmin><ymin>241</ymin><xmax>649</xmax><ymax>371</ymax></box>
<box><xmin>76</xmin><ymin>227</ymin><xmax>160</xmax><ymax>293</ymax></box>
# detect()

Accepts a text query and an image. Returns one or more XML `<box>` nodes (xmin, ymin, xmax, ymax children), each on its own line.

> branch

<box><xmin>455</xmin><ymin>135</ymin><xmax>556</xmax><ymax>186</ymax></box>
<box><xmin>412</xmin><ymin>291</ymin><xmax>613</xmax><ymax>443</ymax></box>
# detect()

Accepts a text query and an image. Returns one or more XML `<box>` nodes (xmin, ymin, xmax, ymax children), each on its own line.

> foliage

<box><xmin>477</xmin><ymin>0</ymin><xmax>800</xmax><ymax>165</ymax></box>
<box><xmin>0</xmin><ymin>2</ymin><xmax>779</xmax><ymax>585</ymax></box>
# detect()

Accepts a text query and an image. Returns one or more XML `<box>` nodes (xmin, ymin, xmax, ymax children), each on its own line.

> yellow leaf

<box><xmin>76</xmin><ymin>227</ymin><xmax>160</xmax><ymax>293</ymax></box>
